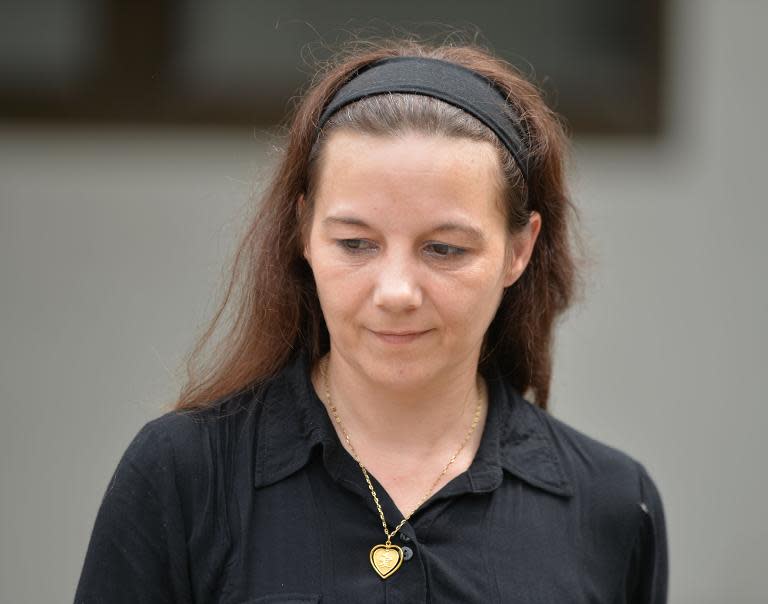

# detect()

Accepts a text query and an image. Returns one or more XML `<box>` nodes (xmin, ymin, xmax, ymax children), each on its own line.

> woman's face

<box><xmin>303</xmin><ymin>130</ymin><xmax>540</xmax><ymax>390</ymax></box>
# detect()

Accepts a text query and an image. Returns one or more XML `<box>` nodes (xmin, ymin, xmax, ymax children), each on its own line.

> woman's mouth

<box><xmin>369</xmin><ymin>329</ymin><xmax>432</xmax><ymax>344</ymax></box>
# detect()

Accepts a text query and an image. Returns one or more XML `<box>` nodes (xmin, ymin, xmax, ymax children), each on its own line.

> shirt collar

<box><xmin>253</xmin><ymin>350</ymin><xmax>574</xmax><ymax>498</ymax></box>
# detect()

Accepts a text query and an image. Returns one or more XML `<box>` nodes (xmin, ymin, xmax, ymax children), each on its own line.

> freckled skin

<box><xmin>303</xmin><ymin>131</ymin><xmax>540</xmax><ymax>394</ymax></box>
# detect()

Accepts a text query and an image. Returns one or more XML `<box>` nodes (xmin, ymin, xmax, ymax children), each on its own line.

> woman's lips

<box><xmin>370</xmin><ymin>329</ymin><xmax>432</xmax><ymax>344</ymax></box>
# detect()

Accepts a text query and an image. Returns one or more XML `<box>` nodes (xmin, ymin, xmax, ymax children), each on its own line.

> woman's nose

<box><xmin>372</xmin><ymin>256</ymin><xmax>423</xmax><ymax>312</ymax></box>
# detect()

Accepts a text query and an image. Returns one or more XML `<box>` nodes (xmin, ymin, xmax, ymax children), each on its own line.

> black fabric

<box><xmin>317</xmin><ymin>57</ymin><xmax>530</xmax><ymax>183</ymax></box>
<box><xmin>75</xmin><ymin>350</ymin><xmax>668</xmax><ymax>603</ymax></box>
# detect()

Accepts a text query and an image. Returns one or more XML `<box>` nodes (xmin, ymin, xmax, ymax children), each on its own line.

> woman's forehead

<box><xmin>313</xmin><ymin>131</ymin><xmax>505</xmax><ymax>224</ymax></box>
<box><xmin>318</xmin><ymin>129</ymin><xmax>499</xmax><ymax>174</ymax></box>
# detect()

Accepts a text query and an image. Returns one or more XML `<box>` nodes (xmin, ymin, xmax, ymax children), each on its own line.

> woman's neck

<box><xmin>311</xmin><ymin>350</ymin><xmax>488</xmax><ymax>459</ymax></box>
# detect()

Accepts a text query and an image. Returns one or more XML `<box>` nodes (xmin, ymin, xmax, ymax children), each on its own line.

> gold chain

<box><xmin>319</xmin><ymin>356</ymin><xmax>484</xmax><ymax>546</ymax></box>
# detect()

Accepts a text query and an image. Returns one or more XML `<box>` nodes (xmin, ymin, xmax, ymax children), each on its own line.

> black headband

<box><xmin>317</xmin><ymin>56</ymin><xmax>530</xmax><ymax>184</ymax></box>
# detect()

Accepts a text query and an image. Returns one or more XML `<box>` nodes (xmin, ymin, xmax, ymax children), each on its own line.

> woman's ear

<box><xmin>503</xmin><ymin>211</ymin><xmax>542</xmax><ymax>287</ymax></box>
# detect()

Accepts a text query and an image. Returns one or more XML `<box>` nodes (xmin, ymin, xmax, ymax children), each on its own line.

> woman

<box><xmin>75</xmin><ymin>39</ymin><xmax>668</xmax><ymax>603</ymax></box>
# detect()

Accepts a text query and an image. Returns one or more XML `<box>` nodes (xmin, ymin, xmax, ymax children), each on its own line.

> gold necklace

<box><xmin>319</xmin><ymin>356</ymin><xmax>484</xmax><ymax>580</ymax></box>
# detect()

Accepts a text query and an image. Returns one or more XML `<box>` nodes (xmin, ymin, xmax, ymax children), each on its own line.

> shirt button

<box><xmin>402</xmin><ymin>546</ymin><xmax>413</xmax><ymax>561</ymax></box>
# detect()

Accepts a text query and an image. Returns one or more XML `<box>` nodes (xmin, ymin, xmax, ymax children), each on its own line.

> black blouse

<box><xmin>75</xmin><ymin>351</ymin><xmax>668</xmax><ymax>603</ymax></box>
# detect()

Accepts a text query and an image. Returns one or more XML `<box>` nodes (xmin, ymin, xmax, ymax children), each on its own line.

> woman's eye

<box><xmin>426</xmin><ymin>243</ymin><xmax>467</xmax><ymax>258</ymax></box>
<box><xmin>337</xmin><ymin>239</ymin><xmax>376</xmax><ymax>253</ymax></box>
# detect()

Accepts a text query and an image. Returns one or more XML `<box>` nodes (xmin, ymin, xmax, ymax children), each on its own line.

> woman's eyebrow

<box><xmin>430</xmin><ymin>222</ymin><xmax>486</xmax><ymax>243</ymax></box>
<box><xmin>322</xmin><ymin>215</ymin><xmax>370</xmax><ymax>229</ymax></box>
<box><xmin>322</xmin><ymin>215</ymin><xmax>486</xmax><ymax>242</ymax></box>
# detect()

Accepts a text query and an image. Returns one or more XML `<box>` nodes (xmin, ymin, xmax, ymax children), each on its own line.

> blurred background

<box><xmin>0</xmin><ymin>0</ymin><xmax>765</xmax><ymax>602</ymax></box>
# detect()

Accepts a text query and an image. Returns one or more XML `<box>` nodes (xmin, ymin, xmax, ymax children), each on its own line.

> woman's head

<box><xmin>302</xmin><ymin>128</ymin><xmax>541</xmax><ymax>393</ymax></box>
<box><xmin>173</xmin><ymin>37</ymin><xmax>579</xmax><ymax>412</ymax></box>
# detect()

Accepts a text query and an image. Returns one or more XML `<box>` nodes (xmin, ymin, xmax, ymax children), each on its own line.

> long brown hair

<box><xmin>172</xmin><ymin>37</ymin><xmax>581</xmax><ymax>413</ymax></box>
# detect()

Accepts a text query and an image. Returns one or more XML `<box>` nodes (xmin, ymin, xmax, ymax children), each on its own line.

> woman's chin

<box><xmin>356</xmin><ymin>356</ymin><xmax>442</xmax><ymax>391</ymax></box>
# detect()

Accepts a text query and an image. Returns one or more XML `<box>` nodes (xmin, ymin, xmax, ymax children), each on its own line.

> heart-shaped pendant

<box><xmin>369</xmin><ymin>544</ymin><xmax>404</xmax><ymax>579</ymax></box>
